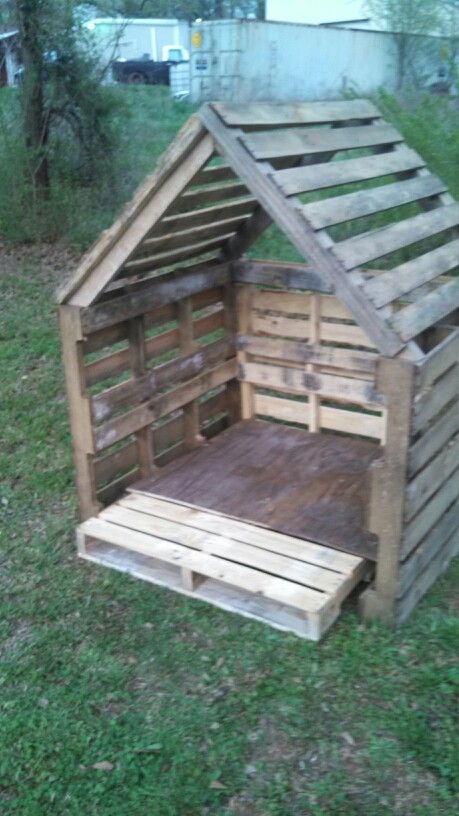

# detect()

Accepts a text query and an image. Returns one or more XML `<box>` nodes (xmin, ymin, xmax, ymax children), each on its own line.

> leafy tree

<box><xmin>366</xmin><ymin>0</ymin><xmax>442</xmax><ymax>88</ymax></box>
<box><xmin>99</xmin><ymin>1</ymin><xmax>264</xmax><ymax>21</ymax></box>
<box><xmin>5</xmin><ymin>0</ymin><xmax>119</xmax><ymax>189</ymax></box>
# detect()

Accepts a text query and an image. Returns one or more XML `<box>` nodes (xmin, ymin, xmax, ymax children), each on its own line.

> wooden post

<box><xmin>58</xmin><ymin>305</ymin><xmax>100</xmax><ymax>521</ymax></box>
<box><xmin>177</xmin><ymin>298</ymin><xmax>204</xmax><ymax>449</ymax></box>
<box><xmin>129</xmin><ymin>315</ymin><xmax>155</xmax><ymax>476</ymax></box>
<box><xmin>307</xmin><ymin>293</ymin><xmax>320</xmax><ymax>432</ymax></box>
<box><xmin>237</xmin><ymin>285</ymin><xmax>254</xmax><ymax>419</ymax></box>
<box><xmin>359</xmin><ymin>357</ymin><xmax>415</xmax><ymax>625</ymax></box>
<box><xmin>222</xmin><ymin>281</ymin><xmax>241</xmax><ymax>425</ymax></box>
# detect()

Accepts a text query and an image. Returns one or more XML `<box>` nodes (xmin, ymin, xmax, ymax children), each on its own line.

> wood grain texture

<box><xmin>213</xmin><ymin>99</ymin><xmax>380</xmax><ymax>127</ymax></box>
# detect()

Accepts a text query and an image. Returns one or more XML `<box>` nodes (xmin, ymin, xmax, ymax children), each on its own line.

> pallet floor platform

<box><xmin>78</xmin><ymin>491</ymin><xmax>369</xmax><ymax>641</ymax></box>
<box><xmin>132</xmin><ymin>419</ymin><xmax>381</xmax><ymax>561</ymax></box>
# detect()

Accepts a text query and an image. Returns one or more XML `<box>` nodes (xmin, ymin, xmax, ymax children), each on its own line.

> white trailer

<box><xmin>85</xmin><ymin>17</ymin><xmax>189</xmax><ymax>65</ymax></box>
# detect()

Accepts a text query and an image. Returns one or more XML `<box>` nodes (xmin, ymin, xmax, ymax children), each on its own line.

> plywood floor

<box><xmin>132</xmin><ymin>419</ymin><xmax>380</xmax><ymax>560</ymax></box>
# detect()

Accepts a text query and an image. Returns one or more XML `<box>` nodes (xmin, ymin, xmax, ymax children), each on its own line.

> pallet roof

<box><xmin>56</xmin><ymin>98</ymin><xmax>459</xmax><ymax>357</ymax></box>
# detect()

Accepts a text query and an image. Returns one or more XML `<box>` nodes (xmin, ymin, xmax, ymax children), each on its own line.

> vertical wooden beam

<box><xmin>359</xmin><ymin>357</ymin><xmax>415</xmax><ymax>625</ymax></box>
<box><xmin>307</xmin><ymin>293</ymin><xmax>320</xmax><ymax>432</ymax></box>
<box><xmin>58</xmin><ymin>305</ymin><xmax>100</xmax><ymax>521</ymax></box>
<box><xmin>177</xmin><ymin>298</ymin><xmax>204</xmax><ymax>449</ymax></box>
<box><xmin>222</xmin><ymin>281</ymin><xmax>241</xmax><ymax>425</ymax></box>
<box><xmin>129</xmin><ymin>315</ymin><xmax>155</xmax><ymax>476</ymax></box>
<box><xmin>236</xmin><ymin>285</ymin><xmax>254</xmax><ymax>419</ymax></box>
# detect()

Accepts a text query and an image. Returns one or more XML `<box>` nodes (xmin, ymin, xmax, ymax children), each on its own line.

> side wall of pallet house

<box><xmin>59</xmin><ymin>263</ymin><xmax>240</xmax><ymax>521</ymax></box>
<box><xmin>397</xmin><ymin>329</ymin><xmax>459</xmax><ymax>622</ymax></box>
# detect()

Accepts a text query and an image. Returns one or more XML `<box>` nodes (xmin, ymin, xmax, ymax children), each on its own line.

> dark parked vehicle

<box><xmin>112</xmin><ymin>57</ymin><xmax>175</xmax><ymax>86</ymax></box>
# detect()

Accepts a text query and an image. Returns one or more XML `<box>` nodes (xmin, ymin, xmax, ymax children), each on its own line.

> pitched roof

<box><xmin>57</xmin><ymin>98</ymin><xmax>459</xmax><ymax>357</ymax></box>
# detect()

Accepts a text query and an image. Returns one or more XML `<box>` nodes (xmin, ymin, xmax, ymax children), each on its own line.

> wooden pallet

<box><xmin>77</xmin><ymin>492</ymin><xmax>370</xmax><ymax>641</ymax></box>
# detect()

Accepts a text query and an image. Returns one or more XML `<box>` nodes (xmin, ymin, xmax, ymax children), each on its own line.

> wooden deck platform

<box><xmin>133</xmin><ymin>419</ymin><xmax>381</xmax><ymax>561</ymax></box>
<box><xmin>78</xmin><ymin>492</ymin><xmax>370</xmax><ymax>641</ymax></box>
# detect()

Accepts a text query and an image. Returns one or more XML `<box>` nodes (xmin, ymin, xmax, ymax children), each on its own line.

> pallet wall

<box><xmin>397</xmin><ymin>328</ymin><xmax>459</xmax><ymax>621</ymax></box>
<box><xmin>236</xmin><ymin>283</ymin><xmax>386</xmax><ymax>442</ymax></box>
<box><xmin>60</xmin><ymin>264</ymin><xmax>239</xmax><ymax>520</ymax></box>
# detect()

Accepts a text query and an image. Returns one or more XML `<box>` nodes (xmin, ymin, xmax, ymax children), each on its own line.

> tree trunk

<box><xmin>15</xmin><ymin>0</ymin><xmax>49</xmax><ymax>189</ymax></box>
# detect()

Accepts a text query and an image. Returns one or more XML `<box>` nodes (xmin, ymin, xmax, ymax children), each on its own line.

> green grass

<box><xmin>0</xmin><ymin>87</ymin><xmax>458</xmax><ymax>814</ymax></box>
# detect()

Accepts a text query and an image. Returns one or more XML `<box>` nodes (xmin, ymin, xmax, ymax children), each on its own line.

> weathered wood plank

<box><xmin>417</xmin><ymin>328</ymin><xmax>459</xmax><ymax>389</ymax></box>
<box><xmin>251</xmin><ymin>288</ymin><xmax>351</xmax><ymax>321</ymax></box>
<box><xmin>92</xmin><ymin>337</ymin><xmax>232</xmax><ymax>423</ymax></box>
<box><xmin>397</xmin><ymin>527</ymin><xmax>459</xmax><ymax>624</ymax></box>
<box><xmin>363</xmin><ymin>237</ymin><xmax>459</xmax><ymax>308</ymax></box>
<box><xmin>199</xmin><ymin>104</ymin><xmax>403</xmax><ymax>356</ymax></box>
<box><xmin>253</xmin><ymin>393</ymin><xmax>383</xmax><ymax>439</ymax></box>
<box><xmin>232</xmin><ymin>259</ymin><xmax>331</xmax><ymax>293</ymax></box>
<box><xmin>409</xmin><ymin>402</ymin><xmax>458</xmax><ymax>477</ymax></box>
<box><xmin>302</xmin><ymin>175</ymin><xmax>447</xmax><ymax>230</ymax></box>
<box><xmin>398</xmin><ymin>500</ymin><xmax>459</xmax><ymax>597</ymax></box>
<box><xmin>94</xmin><ymin>358</ymin><xmax>237</xmax><ymax>451</ymax></box>
<box><xmin>169</xmin><ymin>181</ymin><xmax>250</xmax><ymax>213</ymax></box>
<box><xmin>124</xmin><ymin>234</ymin><xmax>235</xmax><ymax>275</ymax></box>
<box><xmin>193</xmin><ymin>163</ymin><xmax>237</xmax><ymax>184</ymax></box>
<box><xmin>251</xmin><ymin>311</ymin><xmax>373</xmax><ymax>347</ymax></box>
<box><xmin>412</xmin><ymin>364</ymin><xmax>458</xmax><ymax>434</ymax></box>
<box><xmin>151</xmin><ymin>196</ymin><xmax>256</xmax><ymax>236</ymax></box>
<box><xmin>237</xmin><ymin>334</ymin><xmax>377</xmax><ymax>373</ymax></box>
<box><xmin>81</xmin><ymin>264</ymin><xmax>230</xmax><ymax>334</ymax></box>
<box><xmin>390</xmin><ymin>277</ymin><xmax>459</xmax><ymax>342</ymax></box>
<box><xmin>274</xmin><ymin>147</ymin><xmax>424</xmax><ymax>197</ymax></box>
<box><xmin>402</xmin><ymin>466</ymin><xmax>459</xmax><ymax>558</ymax></box>
<box><xmin>405</xmin><ymin>434</ymin><xmax>459</xmax><ymax>521</ymax></box>
<box><xmin>213</xmin><ymin>99</ymin><xmax>380</xmax><ymax>127</ymax></box>
<box><xmin>333</xmin><ymin>203</ymin><xmax>459</xmax><ymax>270</ymax></box>
<box><xmin>240</xmin><ymin>361</ymin><xmax>383</xmax><ymax>406</ymax></box>
<box><xmin>136</xmin><ymin>215</ymin><xmax>250</xmax><ymax>257</ymax></box>
<box><xmin>242</xmin><ymin>123</ymin><xmax>402</xmax><ymax>160</ymax></box>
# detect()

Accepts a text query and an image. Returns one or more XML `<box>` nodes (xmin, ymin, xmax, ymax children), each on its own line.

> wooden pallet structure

<box><xmin>57</xmin><ymin>99</ymin><xmax>459</xmax><ymax>640</ymax></box>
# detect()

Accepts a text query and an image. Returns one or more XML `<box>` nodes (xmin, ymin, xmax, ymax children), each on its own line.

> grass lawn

<box><xmin>0</xmin><ymin>87</ymin><xmax>458</xmax><ymax>815</ymax></box>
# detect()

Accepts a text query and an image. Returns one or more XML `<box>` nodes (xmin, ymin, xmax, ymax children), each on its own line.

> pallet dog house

<box><xmin>57</xmin><ymin>100</ymin><xmax>459</xmax><ymax>640</ymax></box>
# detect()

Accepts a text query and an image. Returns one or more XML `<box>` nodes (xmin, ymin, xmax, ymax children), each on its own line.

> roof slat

<box><xmin>213</xmin><ymin>99</ymin><xmax>380</xmax><ymax>127</ymax></box>
<box><xmin>136</xmin><ymin>214</ymin><xmax>251</xmax><ymax>256</ymax></box>
<box><xmin>363</xmin><ymin>236</ymin><xmax>459</xmax><ymax>308</ymax></box>
<box><xmin>389</xmin><ymin>277</ymin><xmax>459</xmax><ymax>341</ymax></box>
<box><xmin>124</xmin><ymin>234</ymin><xmax>236</xmax><ymax>274</ymax></box>
<box><xmin>274</xmin><ymin>146</ymin><xmax>424</xmax><ymax>196</ymax></box>
<box><xmin>332</xmin><ymin>203</ymin><xmax>459</xmax><ymax>270</ymax></box>
<box><xmin>302</xmin><ymin>174</ymin><xmax>446</xmax><ymax>229</ymax></box>
<box><xmin>150</xmin><ymin>196</ymin><xmax>256</xmax><ymax>236</ymax></box>
<box><xmin>168</xmin><ymin>181</ymin><xmax>250</xmax><ymax>213</ymax></box>
<box><xmin>242</xmin><ymin>123</ymin><xmax>402</xmax><ymax>160</ymax></box>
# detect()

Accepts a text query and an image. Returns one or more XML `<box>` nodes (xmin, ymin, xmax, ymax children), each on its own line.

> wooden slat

<box><xmin>151</xmin><ymin>197</ymin><xmax>256</xmax><ymax>236</ymax></box>
<box><xmin>251</xmin><ymin>288</ymin><xmax>349</xmax><ymax>320</ymax></box>
<box><xmin>254</xmin><ymin>393</ymin><xmax>383</xmax><ymax>439</ymax></box>
<box><xmin>213</xmin><ymin>99</ymin><xmax>380</xmax><ymax>127</ymax></box>
<box><xmin>240</xmin><ymin>361</ymin><xmax>383</xmax><ymax>406</ymax></box>
<box><xmin>95</xmin><ymin>440</ymin><xmax>138</xmax><ymax>485</ymax></box>
<box><xmin>409</xmin><ymin>402</ymin><xmax>458</xmax><ymax>477</ymax></box>
<box><xmin>199</xmin><ymin>104</ymin><xmax>404</xmax><ymax>356</ymax></box>
<box><xmin>238</xmin><ymin>334</ymin><xmax>377</xmax><ymax>373</ymax></box>
<box><xmin>405</xmin><ymin>434</ymin><xmax>459</xmax><ymax>521</ymax></box>
<box><xmin>251</xmin><ymin>312</ymin><xmax>373</xmax><ymax>347</ymax></box>
<box><xmin>94</xmin><ymin>359</ymin><xmax>237</xmax><ymax>451</ymax></box>
<box><xmin>398</xmin><ymin>501</ymin><xmax>459</xmax><ymax>597</ymax></box>
<box><xmin>333</xmin><ymin>203</ymin><xmax>459</xmax><ymax>270</ymax></box>
<box><xmin>274</xmin><ymin>147</ymin><xmax>424</xmax><ymax>197</ymax></box>
<box><xmin>417</xmin><ymin>328</ymin><xmax>459</xmax><ymax>389</ymax></box>
<box><xmin>124</xmin><ymin>234</ymin><xmax>235</xmax><ymax>275</ymax></box>
<box><xmin>82</xmin><ymin>264</ymin><xmax>230</xmax><ymax>334</ymax></box>
<box><xmin>389</xmin><ymin>277</ymin><xmax>459</xmax><ymax>342</ymax></box>
<box><xmin>193</xmin><ymin>163</ymin><xmax>237</xmax><ymax>184</ymax></box>
<box><xmin>402</xmin><ymin>467</ymin><xmax>459</xmax><ymax>558</ymax></box>
<box><xmin>92</xmin><ymin>337</ymin><xmax>232</xmax><ymax>424</ymax></box>
<box><xmin>397</xmin><ymin>527</ymin><xmax>459</xmax><ymax>623</ymax></box>
<box><xmin>242</xmin><ymin>123</ymin><xmax>402</xmax><ymax>160</ymax></box>
<box><xmin>412</xmin><ymin>364</ymin><xmax>458</xmax><ymax>434</ymax></box>
<box><xmin>363</xmin><ymin>237</ymin><xmax>459</xmax><ymax>308</ymax></box>
<box><xmin>101</xmin><ymin>504</ymin><xmax>350</xmax><ymax>597</ymax></box>
<box><xmin>121</xmin><ymin>492</ymin><xmax>362</xmax><ymax>574</ymax></box>
<box><xmin>169</xmin><ymin>182</ymin><xmax>250</xmax><ymax>213</ymax></box>
<box><xmin>80</xmin><ymin>516</ymin><xmax>328</xmax><ymax>613</ymax></box>
<box><xmin>302</xmin><ymin>174</ymin><xmax>447</xmax><ymax>229</ymax></box>
<box><xmin>136</xmin><ymin>215</ymin><xmax>250</xmax><ymax>256</ymax></box>
<box><xmin>232</xmin><ymin>259</ymin><xmax>331</xmax><ymax>294</ymax></box>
